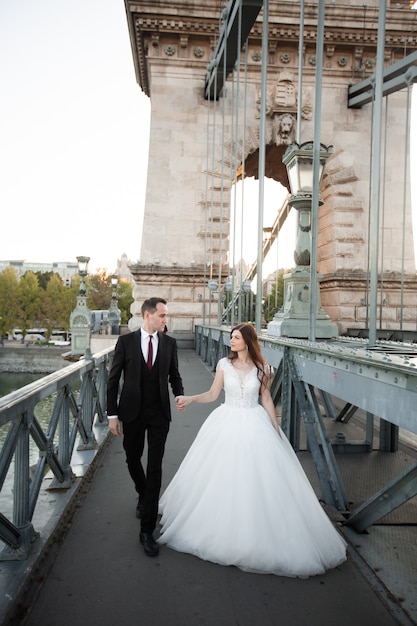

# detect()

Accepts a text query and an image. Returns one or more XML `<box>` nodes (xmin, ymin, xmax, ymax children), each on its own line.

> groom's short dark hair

<box><xmin>141</xmin><ymin>297</ymin><xmax>167</xmax><ymax>316</ymax></box>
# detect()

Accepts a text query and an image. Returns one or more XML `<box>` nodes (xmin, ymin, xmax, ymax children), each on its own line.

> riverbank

<box><xmin>0</xmin><ymin>336</ymin><xmax>119</xmax><ymax>373</ymax></box>
<box><xmin>0</xmin><ymin>342</ymin><xmax>69</xmax><ymax>373</ymax></box>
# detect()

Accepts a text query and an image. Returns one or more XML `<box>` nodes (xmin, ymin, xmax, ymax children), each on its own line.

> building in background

<box><xmin>115</xmin><ymin>253</ymin><xmax>133</xmax><ymax>283</ymax></box>
<box><xmin>0</xmin><ymin>256</ymin><xmax>133</xmax><ymax>283</ymax></box>
<box><xmin>0</xmin><ymin>259</ymin><xmax>79</xmax><ymax>282</ymax></box>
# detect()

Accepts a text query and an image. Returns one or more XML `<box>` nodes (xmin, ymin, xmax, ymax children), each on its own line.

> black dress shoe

<box><xmin>140</xmin><ymin>532</ymin><xmax>159</xmax><ymax>557</ymax></box>
<box><xmin>136</xmin><ymin>503</ymin><xmax>145</xmax><ymax>519</ymax></box>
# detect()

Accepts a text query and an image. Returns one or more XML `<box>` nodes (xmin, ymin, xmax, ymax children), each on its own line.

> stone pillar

<box><xmin>124</xmin><ymin>1</ymin><xmax>417</xmax><ymax>336</ymax></box>
<box><xmin>128</xmin><ymin>264</ymin><xmax>228</xmax><ymax>334</ymax></box>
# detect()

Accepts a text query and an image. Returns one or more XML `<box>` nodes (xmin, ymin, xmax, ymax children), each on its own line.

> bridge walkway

<box><xmin>13</xmin><ymin>350</ymin><xmax>417</xmax><ymax>625</ymax></box>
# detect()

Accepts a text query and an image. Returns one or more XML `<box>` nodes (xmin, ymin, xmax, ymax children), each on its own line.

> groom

<box><xmin>107</xmin><ymin>297</ymin><xmax>184</xmax><ymax>557</ymax></box>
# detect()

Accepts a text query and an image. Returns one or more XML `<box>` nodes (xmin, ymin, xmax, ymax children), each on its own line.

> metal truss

<box><xmin>348</xmin><ymin>50</ymin><xmax>417</xmax><ymax>109</ymax></box>
<box><xmin>195</xmin><ymin>326</ymin><xmax>417</xmax><ymax>532</ymax></box>
<box><xmin>204</xmin><ymin>0</ymin><xmax>263</xmax><ymax>100</ymax></box>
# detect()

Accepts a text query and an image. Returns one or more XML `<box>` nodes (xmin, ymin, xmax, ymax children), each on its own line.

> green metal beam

<box><xmin>345</xmin><ymin>462</ymin><xmax>417</xmax><ymax>532</ymax></box>
<box><xmin>204</xmin><ymin>0</ymin><xmax>263</xmax><ymax>100</ymax></box>
<box><xmin>348</xmin><ymin>50</ymin><xmax>417</xmax><ymax>108</ymax></box>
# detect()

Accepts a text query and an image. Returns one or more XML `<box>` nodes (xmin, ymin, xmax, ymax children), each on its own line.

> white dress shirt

<box><xmin>141</xmin><ymin>329</ymin><xmax>158</xmax><ymax>367</ymax></box>
<box><xmin>107</xmin><ymin>328</ymin><xmax>159</xmax><ymax>420</ymax></box>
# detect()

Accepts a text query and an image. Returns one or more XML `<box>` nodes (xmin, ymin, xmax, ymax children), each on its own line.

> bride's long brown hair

<box><xmin>228</xmin><ymin>323</ymin><xmax>269</xmax><ymax>390</ymax></box>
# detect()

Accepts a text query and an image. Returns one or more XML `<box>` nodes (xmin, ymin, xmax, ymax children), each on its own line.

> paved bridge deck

<box><xmin>3</xmin><ymin>350</ymin><xmax>417</xmax><ymax>625</ymax></box>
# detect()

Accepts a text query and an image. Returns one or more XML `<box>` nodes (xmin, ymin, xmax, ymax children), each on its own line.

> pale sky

<box><xmin>0</xmin><ymin>2</ymin><xmax>415</xmax><ymax>277</ymax></box>
<box><xmin>0</xmin><ymin>0</ymin><xmax>294</xmax><ymax>277</ymax></box>
<box><xmin>0</xmin><ymin>0</ymin><xmax>150</xmax><ymax>274</ymax></box>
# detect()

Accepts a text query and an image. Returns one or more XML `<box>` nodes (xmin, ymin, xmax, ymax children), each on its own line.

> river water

<box><xmin>0</xmin><ymin>372</ymin><xmax>81</xmax><ymax>517</ymax></box>
<box><xmin>0</xmin><ymin>372</ymin><xmax>44</xmax><ymax>398</ymax></box>
<box><xmin>0</xmin><ymin>372</ymin><xmax>80</xmax><ymax>440</ymax></box>
<box><xmin>0</xmin><ymin>374</ymin><xmax>48</xmax><ymax>515</ymax></box>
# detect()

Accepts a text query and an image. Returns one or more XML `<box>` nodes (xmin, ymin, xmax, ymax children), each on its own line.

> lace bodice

<box><xmin>218</xmin><ymin>358</ymin><xmax>262</xmax><ymax>409</ymax></box>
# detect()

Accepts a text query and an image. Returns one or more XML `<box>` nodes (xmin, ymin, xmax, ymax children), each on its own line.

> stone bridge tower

<box><xmin>124</xmin><ymin>0</ymin><xmax>417</xmax><ymax>336</ymax></box>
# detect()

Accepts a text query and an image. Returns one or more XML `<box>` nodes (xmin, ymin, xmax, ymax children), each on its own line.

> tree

<box><xmin>0</xmin><ymin>267</ymin><xmax>19</xmax><ymax>340</ymax></box>
<box><xmin>262</xmin><ymin>271</ymin><xmax>285</xmax><ymax>323</ymax></box>
<box><xmin>41</xmin><ymin>274</ymin><xmax>75</xmax><ymax>337</ymax></box>
<box><xmin>87</xmin><ymin>271</ymin><xmax>112</xmax><ymax>311</ymax></box>
<box><xmin>117</xmin><ymin>280</ymin><xmax>133</xmax><ymax>325</ymax></box>
<box><xmin>86</xmin><ymin>272</ymin><xmax>132</xmax><ymax>324</ymax></box>
<box><xmin>17</xmin><ymin>271</ymin><xmax>42</xmax><ymax>337</ymax></box>
<box><xmin>34</xmin><ymin>270</ymin><xmax>57</xmax><ymax>291</ymax></box>
<box><xmin>0</xmin><ymin>267</ymin><xmax>133</xmax><ymax>340</ymax></box>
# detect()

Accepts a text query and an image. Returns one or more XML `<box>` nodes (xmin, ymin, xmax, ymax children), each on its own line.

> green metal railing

<box><xmin>0</xmin><ymin>346</ymin><xmax>114</xmax><ymax>561</ymax></box>
<box><xmin>195</xmin><ymin>325</ymin><xmax>417</xmax><ymax>531</ymax></box>
<box><xmin>3</xmin><ymin>327</ymin><xmax>417</xmax><ymax>559</ymax></box>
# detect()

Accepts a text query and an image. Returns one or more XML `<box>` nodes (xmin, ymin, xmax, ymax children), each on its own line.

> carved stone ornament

<box><xmin>273</xmin><ymin>113</ymin><xmax>296</xmax><ymax>146</ymax></box>
<box><xmin>165</xmin><ymin>45</ymin><xmax>175</xmax><ymax>56</ymax></box>
<box><xmin>272</xmin><ymin>70</ymin><xmax>297</xmax><ymax>110</ymax></box>
<box><xmin>255</xmin><ymin>71</ymin><xmax>313</xmax><ymax>145</ymax></box>
<box><xmin>72</xmin><ymin>314</ymin><xmax>90</xmax><ymax>327</ymax></box>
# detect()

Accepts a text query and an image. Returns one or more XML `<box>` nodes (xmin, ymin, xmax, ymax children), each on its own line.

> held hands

<box><xmin>176</xmin><ymin>395</ymin><xmax>192</xmax><ymax>412</ymax></box>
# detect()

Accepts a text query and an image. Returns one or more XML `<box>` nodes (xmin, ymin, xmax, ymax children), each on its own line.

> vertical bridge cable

<box><xmin>309</xmin><ymin>0</ymin><xmax>326</xmax><ymax>342</ymax></box>
<box><xmin>203</xmin><ymin>75</ymin><xmax>211</xmax><ymax>326</ymax></box>
<box><xmin>255</xmin><ymin>0</ymin><xmax>269</xmax><ymax>332</ymax></box>
<box><xmin>221</xmin><ymin>1</ymin><xmax>248</xmax><ymax>327</ymax></box>
<box><xmin>228</xmin><ymin>66</ymin><xmax>237</xmax><ymax>327</ymax></box>
<box><xmin>204</xmin><ymin>11</ymin><xmax>222</xmax><ymax>325</ymax></box>
<box><xmin>365</xmin><ymin>94</ymin><xmax>373</xmax><ymax>331</ymax></box>
<box><xmin>209</xmin><ymin>70</ymin><xmax>218</xmax><ymax>323</ymax></box>
<box><xmin>296</xmin><ymin>0</ymin><xmax>305</xmax><ymax>143</ymax></box>
<box><xmin>238</xmin><ymin>44</ymin><xmax>249</xmax><ymax>324</ymax></box>
<box><xmin>400</xmin><ymin>78</ymin><xmax>413</xmax><ymax>330</ymax></box>
<box><xmin>368</xmin><ymin>1</ymin><xmax>387</xmax><ymax>347</ymax></box>
<box><xmin>229</xmin><ymin>0</ymin><xmax>244</xmax><ymax>329</ymax></box>
<box><xmin>216</xmin><ymin>13</ymin><xmax>229</xmax><ymax>326</ymax></box>
<box><xmin>378</xmin><ymin>95</ymin><xmax>388</xmax><ymax>330</ymax></box>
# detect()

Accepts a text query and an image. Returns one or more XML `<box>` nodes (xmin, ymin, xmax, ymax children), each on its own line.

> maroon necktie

<box><xmin>147</xmin><ymin>335</ymin><xmax>153</xmax><ymax>369</ymax></box>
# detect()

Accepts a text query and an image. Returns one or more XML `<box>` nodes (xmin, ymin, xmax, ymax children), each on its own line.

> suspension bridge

<box><xmin>1</xmin><ymin>1</ymin><xmax>417</xmax><ymax>623</ymax></box>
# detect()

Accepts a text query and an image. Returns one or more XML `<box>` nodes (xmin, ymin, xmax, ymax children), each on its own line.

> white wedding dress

<box><xmin>158</xmin><ymin>357</ymin><xmax>347</xmax><ymax>577</ymax></box>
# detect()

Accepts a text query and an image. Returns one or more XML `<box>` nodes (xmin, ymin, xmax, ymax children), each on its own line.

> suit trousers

<box><xmin>122</xmin><ymin>412</ymin><xmax>169</xmax><ymax>534</ymax></box>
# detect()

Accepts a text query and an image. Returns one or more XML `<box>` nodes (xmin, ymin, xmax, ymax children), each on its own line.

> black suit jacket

<box><xmin>106</xmin><ymin>329</ymin><xmax>184</xmax><ymax>423</ymax></box>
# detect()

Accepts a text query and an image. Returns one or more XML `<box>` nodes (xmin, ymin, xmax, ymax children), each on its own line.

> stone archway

<box><xmin>242</xmin><ymin>143</ymin><xmax>289</xmax><ymax>188</ymax></box>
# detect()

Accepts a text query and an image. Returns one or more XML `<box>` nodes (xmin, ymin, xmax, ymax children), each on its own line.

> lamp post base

<box><xmin>267</xmin><ymin>315</ymin><xmax>338</xmax><ymax>339</ymax></box>
<box><xmin>267</xmin><ymin>266</ymin><xmax>338</xmax><ymax>339</ymax></box>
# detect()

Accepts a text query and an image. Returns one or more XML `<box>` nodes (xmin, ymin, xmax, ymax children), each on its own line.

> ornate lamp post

<box><xmin>208</xmin><ymin>279</ymin><xmax>218</xmax><ymax>324</ymax></box>
<box><xmin>70</xmin><ymin>256</ymin><xmax>92</xmax><ymax>357</ymax></box>
<box><xmin>222</xmin><ymin>279</ymin><xmax>233</xmax><ymax>326</ymax></box>
<box><xmin>241</xmin><ymin>280</ymin><xmax>251</xmax><ymax>323</ymax></box>
<box><xmin>267</xmin><ymin>142</ymin><xmax>338</xmax><ymax>339</ymax></box>
<box><xmin>108</xmin><ymin>274</ymin><xmax>121</xmax><ymax>335</ymax></box>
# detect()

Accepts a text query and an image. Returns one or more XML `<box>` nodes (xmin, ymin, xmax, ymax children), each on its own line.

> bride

<box><xmin>159</xmin><ymin>323</ymin><xmax>347</xmax><ymax>577</ymax></box>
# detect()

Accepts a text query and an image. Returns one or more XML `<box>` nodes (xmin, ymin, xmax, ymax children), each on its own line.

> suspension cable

<box><xmin>400</xmin><ymin>78</ymin><xmax>413</xmax><ymax>329</ymax></box>
<box><xmin>379</xmin><ymin>96</ymin><xmax>388</xmax><ymax>329</ymax></box>
<box><xmin>255</xmin><ymin>0</ymin><xmax>269</xmax><ymax>332</ymax></box>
